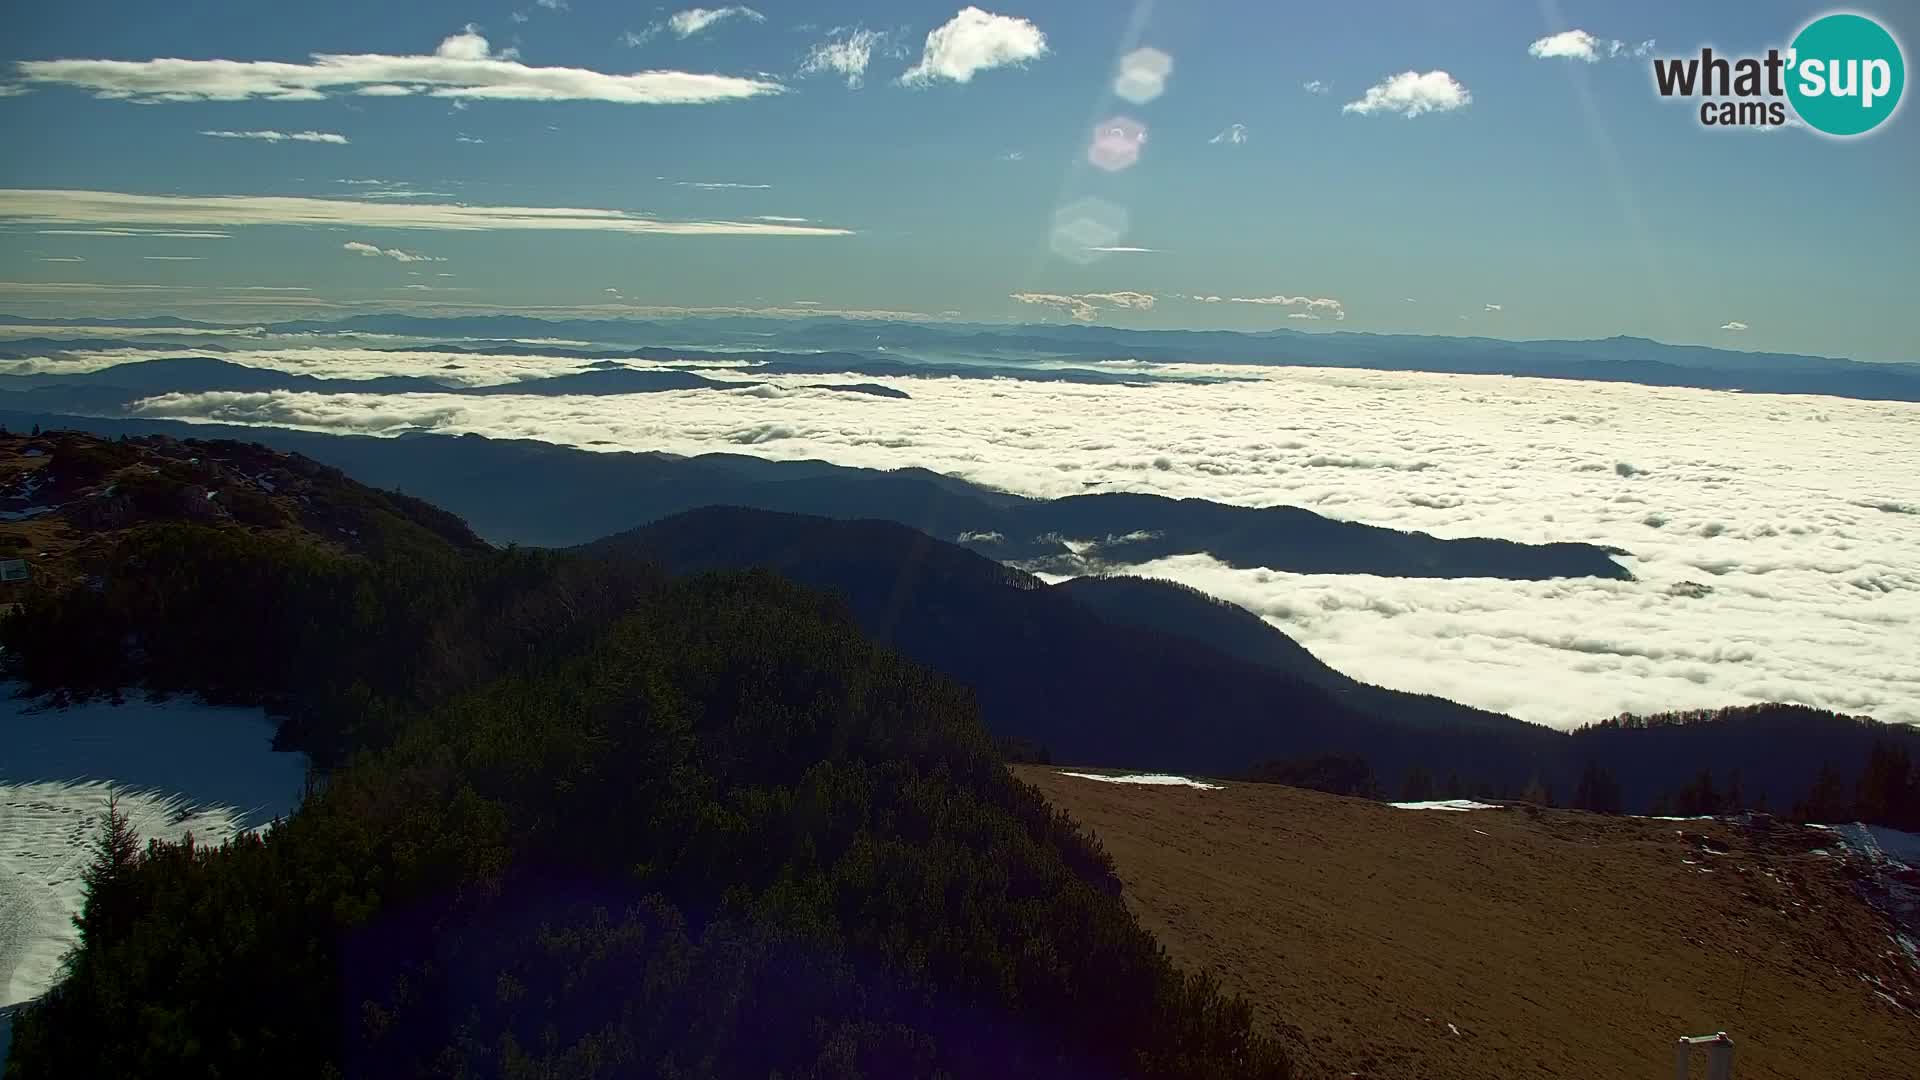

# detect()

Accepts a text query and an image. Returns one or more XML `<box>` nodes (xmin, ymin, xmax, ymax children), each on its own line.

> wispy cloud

<box><xmin>668</xmin><ymin>7</ymin><xmax>764</xmax><ymax>38</ymax></box>
<box><xmin>753</xmin><ymin>215</ymin><xmax>809</xmax><ymax>223</ymax></box>
<box><xmin>1343</xmin><ymin>70</ymin><xmax>1471</xmax><ymax>118</ymax></box>
<box><xmin>454</xmin><ymin>134</ymin><xmax>485</xmax><ymax>144</ymax></box>
<box><xmin>1720</xmin><ymin>320</ymin><xmax>1749</xmax><ymax>331</ymax></box>
<box><xmin>799</xmin><ymin>28</ymin><xmax>885</xmax><ymax>88</ymax></box>
<box><xmin>1484</xmin><ymin>303</ymin><xmax>1503</xmax><ymax>312</ymax></box>
<box><xmin>1528</xmin><ymin>30</ymin><xmax>1655</xmax><ymax>62</ymax></box>
<box><xmin>38</xmin><ymin>256</ymin><xmax>84</xmax><ymax>262</ymax></box>
<box><xmin>142</xmin><ymin>255</ymin><xmax>203</xmax><ymax>260</ymax></box>
<box><xmin>1010</xmin><ymin>290</ymin><xmax>1155</xmax><ymax>322</ymax></box>
<box><xmin>1181</xmin><ymin>294</ymin><xmax>1346</xmax><ymax>320</ymax></box>
<box><xmin>1209</xmin><ymin>123</ymin><xmax>1248</xmax><ymax>145</ymax></box>
<box><xmin>1302</xmin><ymin>79</ymin><xmax>1329</xmax><ymax>95</ymax></box>
<box><xmin>0</xmin><ymin>84</ymin><xmax>32</xmax><ymax>97</ymax></box>
<box><xmin>674</xmin><ymin>180</ymin><xmax>771</xmax><ymax>189</ymax></box>
<box><xmin>618</xmin><ymin>27</ymin><xmax>660</xmax><ymax>48</ymax></box>
<box><xmin>201</xmin><ymin>129</ymin><xmax>349</xmax><ymax>144</ymax></box>
<box><xmin>17</xmin><ymin>27</ymin><xmax>783</xmax><ymax>105</ymax></box>
<box><xmin>901</xmin><ymin>7</ymin><xmax>1049</xmax><ymax>86</ymax></box>
<box><xmin>343</xmin><ymin>240</ymin><xmax>444</xmax><ymax>263</ymax></box>
<box><xmin>1088</xmin><ymin>245</ymin><xmax>1155</xmax><ymax>253</ymax></box>
<box><xmin>34</xmin><ymin>227</ymin><xmax>230</xmax><ymax>238</ymax></box>
<box><xmin>0</xmin><ymin>189</ymin><xmax>853</xmax><ymax>237</ymax></box>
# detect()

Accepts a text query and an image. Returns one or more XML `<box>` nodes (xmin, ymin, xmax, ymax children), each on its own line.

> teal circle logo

<box><xmin>1787</xmin><ymin>12</ymin><xmax>1905</xmax><ymax>136</ymax></box>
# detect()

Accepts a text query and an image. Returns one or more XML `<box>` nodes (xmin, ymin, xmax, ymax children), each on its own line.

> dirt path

<box><xmin>1016</xmin><ymin>767</ymin><xmax>1919</xmax><ymax>1079</ymax></box>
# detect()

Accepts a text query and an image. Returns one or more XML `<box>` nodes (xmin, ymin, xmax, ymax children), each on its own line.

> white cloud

<box><xmin>1000</xmin><ymin>149</ymin><xmax>1024</xmax><ymax>161</ymax></box>
<box><xmin>1484</xmin><ymin>303</ymin><xmax>1503</xmax><ymax>312</ymax></box>
<box><xmin>1010</xmin><ymin>290</ymin><xmax>1156</xmax><ymax>322</ymax></box>
<box><xmin>536</xmin><ymin>0</ymin><xmax>568</xmax><ymax>9</ymax></box>
<box><xmin>0</xmin><ymin>84</ymin><xmax>32</xmax><ymax>97</ymax></box>
<box><xmin>900</xmin><ymin>7</ymin><xmax>1048</xmax><ymax>86</ymax></box>
<box><xmin>18</xmin><ymin>28</ymin><xmax>783</xmax><ymax>105</ymax></box>
<box><xmin>87</xmin><ymin>360</ymin><xmax>1920</xmax><ymax>731</ymax></box>
<box><xmin>454</xmin><ymin>134</ymin><xmax>485</xmax><ymax>144</ymax></box>
<box><xmin>618</xmin><ymin>27</ymin><xmax>660</xmax><ymax>48</ymax></box>
<box><xmin>1529</xmin><ymin>29</ymin><xmax>1603</xmax><ymax>62</ymax></box>
<box><xmin>753</xmin><ymin>215</ymin><xmax>808</xmax><ymax>222</ymax></box>
<box><xmin>201</xmin><ymin>129</ymin><xmax>349</xmax><ymax>144</ymax></box>
<box><xmin>1302</xmin><ymin>79</ymin><xmax>1329</xmax><ymax>95</ymax></box>
<box><xmin>1088</xmin><ymin>246</ymin><xmax>1155</xmax><ymax>253</ymax></box>
<box><xmin>142</xmin><ymin>255</ymin><xmax>203</xmax><ymax>260</ymax></box>
<box><xmin>668</xmin><ymin>7</ymin><xmax>764</xmax><ymax>38</ymax></box>
<box><xmin>1342</xmin><ymin>70</ymin><xmax>1472</xmax><ymax>118</ymax></box>
<box><xmin>799</xmin><ymin>28</ymin><xmax>884</xmax><ymax>88</ymax></box>
<box><xmin>1530</xmin><ymin>30</ymin><xmax>1657</xmax><ymax>62</ymax></box>
<box><xmin>1209</xmin><ymin>123</ymin><xmax>1248</xmax><ymax>145</ymax></box>
<box><xmin>33</xmin><ymin>227</ymin><xmax>230</xmax><ymax>238</ymax></box>
<box><xmin>1202</xmin><ymin>294</ymin><xmax>1347</xmax><ymax>320</ymax></box>
<box><xmin>342</xmin><ymin>240</ymin><xmax>443</xmax><ymax>262</ymax></box>
<box><xmin>675</xmin><ymin>180</ymin><xmax>771</xmax><ymax>189</ymax></box>
<box><xmin>0</xmin><ymin>189</ymin><xmax>854</xmax><ymax>237</ymax></box>
<box><xmin>1721</xmin><ymin>321</ymin><xmax>1749</xmax><ymax>331</ymax></box>
<box><xmin>38</xmin><ymin>256</ymin><xmax>84</xmax><ymax>262</ymax></box>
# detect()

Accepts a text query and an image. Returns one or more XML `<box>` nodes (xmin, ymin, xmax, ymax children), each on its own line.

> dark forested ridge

<box><xmin>590</xmin><ymin>507</ymin><xmax>1920</xmax><ymax>817</ymax></box>
<box><xmin>2</xmin><ymin>437</ymin><xmax>1288</xmax><ymax>1078</ymax></box>
<box><xmin>583</xmin><ymin>507</ymin><xmax>1563</xmax><ymax>783</ymax></box>
<box><xmin>0</xmin><ymin>410</ymin><xmax>1629</xmax><ymax>579</ymax></box>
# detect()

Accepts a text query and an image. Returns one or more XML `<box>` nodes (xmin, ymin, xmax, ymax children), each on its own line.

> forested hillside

<box><xmin>1</xmin><ymin>436</ymin><xmax>1288</xmax><ymax>1078</ymax></box>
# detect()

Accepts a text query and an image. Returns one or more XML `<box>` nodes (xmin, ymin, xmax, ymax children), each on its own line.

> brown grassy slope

<box><xmin>1015</xmin><ymin>767</ymin><xmax>1919</xmax><ymax>1080</ymax></box>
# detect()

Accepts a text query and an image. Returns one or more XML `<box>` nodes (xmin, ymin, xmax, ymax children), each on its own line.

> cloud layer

<box><xmin>41</xmin><ymin>350</ymin><xmax>1914</xmax><ymax>730</ymax></box>
<box><xmin>0</xmin><ymin>189</ymin><xmax>852</xmax><ymax>237</ymax></box>
<box><xmin>901</xmin><ymin>7</ymin><xmax>1048</xmax><ymax>86</ymax></box>
<box><xmin>17</xmin><ymin>28</ymin><xmax>782</xmax><ymax>105</ymax></box>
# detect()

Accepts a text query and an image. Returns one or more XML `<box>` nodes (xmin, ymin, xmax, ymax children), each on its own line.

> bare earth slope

<box><xmin>1015</xmin><ymin>767</ymin><xmax>1918</xmax><ymax>1080</ymax></box>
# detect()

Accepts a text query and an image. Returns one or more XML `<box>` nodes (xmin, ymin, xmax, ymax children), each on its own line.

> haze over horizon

<box><xmin>3</xmin><ymin>0</ymin><xmax>1916</xmax><ymax>362</ymax></box>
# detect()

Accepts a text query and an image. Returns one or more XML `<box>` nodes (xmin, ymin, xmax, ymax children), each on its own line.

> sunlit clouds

<box><xmin>0</xmin><ymin>189</ymin><xmax>852</xmax><ymax>237</ymax></box>
<box><xmin>39</xmin><ymin>350</ymin><xmax>1913</xmax><ymax>729</ymax></box>
<box><xmin>16</xmin><ymin>27</ymin><xmax>784</xmax><ymax>105</ymax></box>
<box><xmin>1343</xmin><ymin>70</ymin><xmax>1472</xmax><ymax>117</ymax></box>
<box><xmin>900</xmin><ymin>7</ymin><xmax>1049</xmax><ymax>86</ymax></box>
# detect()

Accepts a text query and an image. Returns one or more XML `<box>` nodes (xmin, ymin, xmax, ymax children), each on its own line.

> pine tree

<box><xmin>1442</xmin><ymin>772</ymin><xmax>1464</xmax><ymax>800</ymax></box>
<box><xmin>1794</xmin><ymin>762</ymin><xmax>1850</xmax><ymax>823</ymax></box>
<box><xmin>1571</xmin><ymin>761</ymin><xmax>1622</xmax><ymax>814</ymax></box>
<box><xmin>1726</xmin><ymin>769</ymin><xmax>1746</xmax><ymax>813</ymax></box>
<box><xmin>75</xmin><ymin>791</ymin><xmax>142</xmax><ymax>947</ymax></box>
<box><xmin>1856</xmin><ymin>740</ymin><xmax>1917</xmax><ymax>828</ymax></box>
<box><xmin>1400</xmin><ymin>766</ymin><xmax>1435</xmax><ymax>801</ymax></box>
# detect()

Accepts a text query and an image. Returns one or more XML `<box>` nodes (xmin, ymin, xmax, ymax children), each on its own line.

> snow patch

<box><xmin>1057</xmin><ymin>771</ymin><xmax>1224</xmax><ymax>790</ymax></box>
<box><xmin>1391</xmin><ymin>799</ymin><xmax>1502</xmax><ymax>812</ymax></box>
<box><xmin>0</xmin><ymin>685</ymin><xmax>307</xmax><ymax>1017</ymax></box>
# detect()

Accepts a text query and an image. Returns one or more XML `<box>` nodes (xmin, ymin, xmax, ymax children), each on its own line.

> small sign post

<box><xmin>1673</xmin><ymin>1031</ymin><xmax>1734</xmax><ymax>1080</ymax></box>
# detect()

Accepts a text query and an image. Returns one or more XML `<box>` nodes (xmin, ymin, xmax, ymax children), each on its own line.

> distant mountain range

<box><xmin>0</xmin><ymin>410</ymin><xmax>1630</xmax><ymax>581</ymax></box>
<box><xmin>5</xmin><ymin>312</ymin><xmax>1913</xmax><ymax>401</ymax></box>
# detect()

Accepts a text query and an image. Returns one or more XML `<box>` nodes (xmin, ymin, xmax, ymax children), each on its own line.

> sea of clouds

<box><xmin>11</xmin><ymin>346</ymin><xmax>1918</xmax><ymax>729</ymax></box>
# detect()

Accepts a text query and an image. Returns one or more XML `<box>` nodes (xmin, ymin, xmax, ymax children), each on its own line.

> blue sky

<box><xmin>2</xmin><ymin>0</ymin><xmax>1915</xmax><ymax>361</ymax></box>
